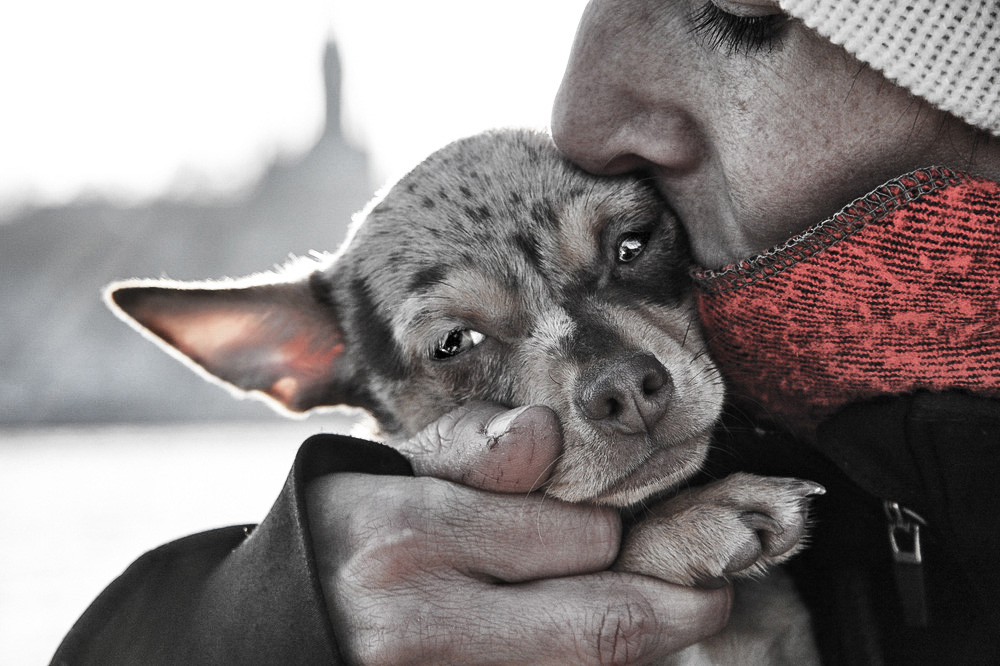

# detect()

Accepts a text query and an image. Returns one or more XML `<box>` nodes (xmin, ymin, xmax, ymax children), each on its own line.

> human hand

<box><xmin>307</xmin><ymin>403</ymin><xmax>732</xmax><ymax>664</ymax></box>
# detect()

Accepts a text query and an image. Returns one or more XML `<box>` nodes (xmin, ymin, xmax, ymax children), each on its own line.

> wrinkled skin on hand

<box><xmin>306</xmin><ymin>403</ymin><xmax>732</xmax><ymax>665</ymax></box>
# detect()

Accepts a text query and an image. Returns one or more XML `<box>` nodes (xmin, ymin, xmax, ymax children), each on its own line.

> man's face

<box><xmin>552</xmin><ymin>0</ymin><xmax>983</xmax><ymax>268</ymax></box>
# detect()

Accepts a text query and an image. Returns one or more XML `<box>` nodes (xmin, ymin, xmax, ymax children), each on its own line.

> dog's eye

<box><xmin>617</xmin><ymin>232</ymin><xmax>650</xmax><ymax>263</ymax></box>
<box><xmin>432</xmin><ymin>327</ymin><xmax>486</xmax><ymax>360</ymax></box>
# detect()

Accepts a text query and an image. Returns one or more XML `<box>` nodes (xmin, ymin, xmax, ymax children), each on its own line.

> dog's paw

<box><xmin>614</xmin><ymin>473</ymin><xmax>824</xmax><ymax>587</ymax></box>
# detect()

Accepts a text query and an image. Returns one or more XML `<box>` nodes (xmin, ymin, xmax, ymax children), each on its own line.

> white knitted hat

<box><xmin>779</xmin><ymin>0</ymin><xmax>1000</xmax><ymax>136</ymax></box>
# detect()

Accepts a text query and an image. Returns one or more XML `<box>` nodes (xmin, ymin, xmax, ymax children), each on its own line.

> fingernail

<box><xmin>485</xmin><ymin>406</ymin><xmax>532</xmax><ymax>439</ymax></box>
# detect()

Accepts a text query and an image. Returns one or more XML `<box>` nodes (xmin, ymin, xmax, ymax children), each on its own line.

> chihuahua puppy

<box><xmin>107</xmin><ymin>129</ymin><xmax>822</xmax><ymax>664</ymax></box>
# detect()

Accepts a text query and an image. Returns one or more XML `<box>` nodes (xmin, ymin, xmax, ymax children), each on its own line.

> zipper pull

<box><xmin>884</xmin><ymin>500</ymin><xmax>929</xmax><ymax>626</ymax></box>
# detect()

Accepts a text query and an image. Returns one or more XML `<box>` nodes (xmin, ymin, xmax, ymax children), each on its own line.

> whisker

<box><xmin>528</xmin><ymin>454</ymin><xmax>563</xmax><ymax>501</ymax></box>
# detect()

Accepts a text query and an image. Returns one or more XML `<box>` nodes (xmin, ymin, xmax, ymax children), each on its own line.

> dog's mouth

<box><xmin>592</xmin><ymin>433</ymin><xmax>710</xmax><ymax>507</ymax></box>
<box><xmin>546</xmin><ymin>428</ymin><xmax>712</xmax><ymax>507</ymax></box>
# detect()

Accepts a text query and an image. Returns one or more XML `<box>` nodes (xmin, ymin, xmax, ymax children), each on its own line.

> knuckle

<box><xmin>339</xmin><ymin>596</ymin><xmax>425</xmax><ymax>665</ymax></box>
<box><xmin>587</xmin><ymin>592</ymin><xmax>656</xmax><ymax>665</ymax></box>
<box><xmin>430</xmin><ymin>403</ymin><xmax>485</xmax><ymax>448</ymax></box>
<box><xmin>316</xmin><ymin>476</ymin><xmax>486</xmax><ymax>665</ymax></box>
<box><xmin>403</xmin><ymin>405</ymin><xmax>490</xmax><ymax>477</ymax></box>
<box><xmin>433</xmin><ymin>407</ymin><xmax>464</xmax><ymax>443</ymax></box>
<box><xmin>336</xmin><ymin>479</ymin><xmax>457</xmax><ymax>587</ymax></box>
<box><xmin>396</xmin><ymin>422</ymin><xmax>449</xmax><ymax>469</ymax></box>
<box><xmin>339</xmin><ymin>583</ymin><xmax>478</xmax><ymax>665</ymax></box>
<box><xmin>350</xmin><ymin>625</ymin><xmax>412</xmax><ymax>665</ymax></box>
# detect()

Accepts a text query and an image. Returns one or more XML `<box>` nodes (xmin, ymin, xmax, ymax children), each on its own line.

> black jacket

<box><xmin>51</xmin><ymin>437</ymin><xmax>410</xmax><ymax>665</ymax></box>
<box><xmin>52</xmin><ymin>391</ymin><xmax>1000</xmax><ymax>665</ymax></box>
<box><xmin>711</xmin><ymin>391</ymin><xmax>1000</xmax><ymax>665</ymax></box>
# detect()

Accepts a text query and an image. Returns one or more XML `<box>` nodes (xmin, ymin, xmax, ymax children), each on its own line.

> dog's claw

<box><xmin>795</xmin><ymin>481</ymin><xmax>826</xmax><ymax>497</ymax></box>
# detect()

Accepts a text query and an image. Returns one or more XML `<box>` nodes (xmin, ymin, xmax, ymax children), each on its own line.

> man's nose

<box><xmin>550</xmin><ymin>3</ymin><xmax>703</xmax><ymax>177</ymax></box>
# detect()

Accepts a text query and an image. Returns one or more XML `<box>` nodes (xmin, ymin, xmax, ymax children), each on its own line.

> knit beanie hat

<box><xmin>779</xmin><ymin>0</ymin><xmax>1000</xmax><ymax>137</ymax></box>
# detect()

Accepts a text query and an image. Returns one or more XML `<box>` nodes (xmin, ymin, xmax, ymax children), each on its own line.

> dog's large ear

<box><xmin>105</xmin><ymin>272</ymin><xmax>356</xmax><ymax>415</ymax></box>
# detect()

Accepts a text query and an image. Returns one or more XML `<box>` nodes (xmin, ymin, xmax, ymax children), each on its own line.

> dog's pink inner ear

<box><xmin>111</xmin><ymin>283</ymin><xmax>345</xmax><ymax>412</ymax></box>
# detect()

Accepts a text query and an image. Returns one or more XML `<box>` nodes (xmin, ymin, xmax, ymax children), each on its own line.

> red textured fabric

<box><xmin>693</xmin><ymin>167</ymin><xmax>1000</xmax><ymax>437</ymax></box>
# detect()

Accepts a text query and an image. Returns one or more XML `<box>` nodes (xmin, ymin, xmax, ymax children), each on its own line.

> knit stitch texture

<box><xmin>694</xmin><ymin>167</ymin><xmax>1000</xmax><ymax>435</ymax></box>
<box><xmin>779</xmin><ymin>0</ymin><xmax>1000</xmax><ymax>136</ymax></box>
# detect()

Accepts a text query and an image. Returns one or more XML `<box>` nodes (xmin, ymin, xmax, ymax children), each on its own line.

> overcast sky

<box><xmin>1</xmin><ymin>1</ymin><xmax>588</xmax><ymax>214</ymax></box>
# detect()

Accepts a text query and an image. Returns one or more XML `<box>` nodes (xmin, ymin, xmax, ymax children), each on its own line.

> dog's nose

<box><xmin>576</xmin><ymin>353</ymin><xmax>674</xmax><ymax>434</ymax></box>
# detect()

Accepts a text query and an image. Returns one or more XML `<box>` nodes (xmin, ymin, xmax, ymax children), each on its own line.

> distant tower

<box><xmin>323</xmin><ymin>42</ymin><xmax>343</xmax><ymax>138</ymax></box>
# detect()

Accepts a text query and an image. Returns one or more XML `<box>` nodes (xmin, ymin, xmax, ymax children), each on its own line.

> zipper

<box><xmin>884</xmin><ymin>500</ymin><xmax>929</xmax><ymax>626</ymax></box>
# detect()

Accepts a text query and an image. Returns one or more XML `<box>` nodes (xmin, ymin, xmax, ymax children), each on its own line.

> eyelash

<box><xmin>689</xmin><ymin>3</ymin><xmax>786</xmax><ymax>55</ymax></box>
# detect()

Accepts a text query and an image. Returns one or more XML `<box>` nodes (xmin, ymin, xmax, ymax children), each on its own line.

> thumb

<box><xmin>393</xmin><ymin>402</ymin><xmax>563</xmax><ymax>493</ymax></box>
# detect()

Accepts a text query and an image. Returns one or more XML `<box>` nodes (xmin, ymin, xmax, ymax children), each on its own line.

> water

<box><xmin>0</xmin><ymin>417</ymin><xmax>361</xmax><ymax>665</ymax></box>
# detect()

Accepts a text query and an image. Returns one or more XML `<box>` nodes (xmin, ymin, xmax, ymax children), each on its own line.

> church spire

<box><xmin>323</xmin><ymin>41</ymin><xmax>342</xmax><ymax>137</ymax></box>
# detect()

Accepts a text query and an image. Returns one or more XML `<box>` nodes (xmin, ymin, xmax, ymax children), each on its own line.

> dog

<box><xmin>107</xmin><ymin>128</ymin><xmax>823</xmax><ymax>664</ymax></box>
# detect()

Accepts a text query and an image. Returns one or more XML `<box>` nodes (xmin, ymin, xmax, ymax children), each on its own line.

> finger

<box><xmin>394</xmin><ymin>402</ymin><xmax>563</xmax><ymax>493</ymax></box>
<box><xmin>496</xmin><ymin>574</ymin><xmax>733</xmax><ymax>664</ymax></box>
<box><xmin>445</xmin><ymin>487</ymin><xmax>622</xmax><ymax>583</ymax></box>
<box><xmin>348</xmin><ymin>571</ymin><xmax>732</xmax><ymax>665</ymax></box>
<box><xmin>314</xmin><ymin>472</ymin><xmax>622</xmax><ymax>583</ymax></box>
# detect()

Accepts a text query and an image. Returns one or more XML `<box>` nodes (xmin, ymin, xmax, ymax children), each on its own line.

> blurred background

<box><xmin>1</xmin><ymin>1</ymin><xmax>588</xmax><ymax>661</ymax></box>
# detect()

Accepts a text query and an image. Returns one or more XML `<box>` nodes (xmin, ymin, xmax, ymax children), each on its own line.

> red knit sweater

<box><xmin>693</xmin><ymin>167</ymin><xmax>1000</xmax><ymax>437</ymax></box>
